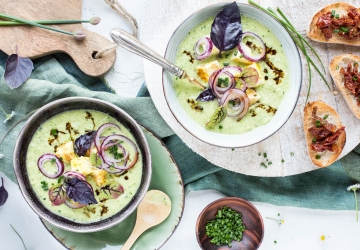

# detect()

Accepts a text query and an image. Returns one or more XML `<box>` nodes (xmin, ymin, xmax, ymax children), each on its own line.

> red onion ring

<box><xmin>94</xmin><ymin>123</ymin><xmax>121</xmax><ymax>151</ymax></box>
<box><xmin>194</xmin><ymin>37</ymin><xmax>213</xmax><ymax>60</ymax></box>
<box><xmin>238</xmin><ymin>32</ymin><xmax>266</xmax><ymax>62</ymax></box>
<box><xmin>65</xmin><ymin>198</ymin><xmax>86</xmax><ymax>209</ymax></box>
<box><xmin>209</xmin><ymin>66</ymin><xmax>240</xmax><ymax>98</ymax></box>
<box><xmin>220</xmin><ymin>89</ymin><xmax>250</xmax><ymax>120</ymax></box>
<box><xmin>100</xmin><ymin>134</ymin><xmax>139</xmax><ymax>171</ymax></box>
<box><xmin>63</xmin><ymin>171</ymin><xmax>86</xmax><ymax>181</ymax></box>
<box><xmin>37</xmin><ymin>154</ymin><xmax>64</xmax><ymax>179</ymax></box>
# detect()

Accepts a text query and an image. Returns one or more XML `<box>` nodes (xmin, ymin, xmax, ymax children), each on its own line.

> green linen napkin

<box><xmin>0</xmin><ymin>51</ymin><xmax>358</xmax><ymax>210</ymax></box>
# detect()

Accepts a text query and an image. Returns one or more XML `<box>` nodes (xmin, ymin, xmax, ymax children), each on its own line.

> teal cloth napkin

<box><xmin>0</xmin><ymin>51</ymin><xmax>358</xmax><ymax>211</ymax></box>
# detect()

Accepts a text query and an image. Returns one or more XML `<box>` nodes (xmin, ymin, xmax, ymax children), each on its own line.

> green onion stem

<box><xmin>0</xmin><ymin>13</ymin><xmax>74</xmax><ymax>36</ymax></box>
<box><xmin>0</xmin><ymin>20</ymin><xmax>90</xmax><ymax>26</ymax></box>
<box><xmin>248</xmin><ymin>0</ymin><xmax>331</xmax><ymax>99</ymax></box>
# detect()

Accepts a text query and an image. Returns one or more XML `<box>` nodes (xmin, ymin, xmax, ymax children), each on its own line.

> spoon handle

<box><xmin>121</xmin><ymin>219</ymin><xmax>150</xmax><ymax>250</ymax></box>
<box><xmin>111</xmin><ymin>29</ymin><xmax>184</xmax><ymax>77</ymax></box>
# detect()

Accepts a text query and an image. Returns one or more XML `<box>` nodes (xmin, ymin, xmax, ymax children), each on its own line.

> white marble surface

<box><xmin>1</xmin><ymin>1</ymin><xmax>360</xmax><ymax>250</ymax></box>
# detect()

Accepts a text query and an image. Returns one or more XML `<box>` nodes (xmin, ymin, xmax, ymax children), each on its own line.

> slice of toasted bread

<box><xmin>307</xmin><ymin>2</ymin><xmax>360</xmax><ymax>46</ymax></box>
<box><xmin>303</xmin><ymin>101</ymin><xmax>346</xmax><ymax>168</ymax></box>
<box><xmin>329</xmin><ymin>54</ymin><xmax>360</xmax><ymax>119</ymax></box>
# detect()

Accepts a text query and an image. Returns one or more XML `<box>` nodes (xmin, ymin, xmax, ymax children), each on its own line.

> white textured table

<box><xmin>1</xmin><ymin>1</ymin><xmax>360</xmax><ymax>250</ymax></box>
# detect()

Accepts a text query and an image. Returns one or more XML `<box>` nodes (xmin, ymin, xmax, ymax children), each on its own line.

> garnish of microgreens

<box><xmin>0</xmin><ymin>106</ymin><xmax>15</xmax><ymax>123</ymax></box>
<box><xmin>248</xmin><ymin>0</ymin><xmax>330</xmax><ymax>103</ymax></box>
<box><xmin>347</xmin><ymin>184</ymin><xmax>360</xmax><ymax>222</ymax></box>
<box><xmin>266</xmin><ymin>216</ymin><xmax>284</xmax><ymax>225</ymax></box>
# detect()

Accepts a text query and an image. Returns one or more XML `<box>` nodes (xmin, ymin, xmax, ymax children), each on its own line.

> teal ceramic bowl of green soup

<box><xmin>163</xmin><ymin>2</ymin><xmax>302</xmax><ymax>148</ymax></box>
<box><xmin>13</xmin><ymin>97</ymin><xmax>152</xmax><ymax>233</ymax></box>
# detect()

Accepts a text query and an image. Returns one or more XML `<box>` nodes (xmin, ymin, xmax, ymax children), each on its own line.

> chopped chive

<box><xmin>353</xmin><ymin>76</ymin><xmax>358</xmax><ymax>81</ymax></box>
<box><xmin>268</xmin><ymin>161</ymin><xmax>272</xmax><ymax>165</ymax></box>
<box><xmin>263</xmin><ymin>152</ymin><xmax>267</xmax><ymax>158</ymax></box>
<box><xmin>274</xmin><ymin>240</ymin><xmax>277</xmax><ymax>244</ymax></box>
<box><xmin>316</xmin><ymin>120</ymin><xmax>321</xmax><ymax>127</ymax></box>
<box><xmin>261</xmin><ymin>162</ymin><xmax>267</xmax><ymax>168</ymax></box>
<box><xmin>234</xmin><ymin>50</ymin><xmax>238</xmax><ymax>56</ymax></box>
<box><xmin>340</xmin><ymin>27</ymin><xmax>349</xmax><ymax>33</ymax></box>
<box><xmin>281</xmin><ymin>159</ymin><xmax>284</xmax><ymax>163</ymax></box>
<box><xmin>290</xmin><ymin>152</ymin><xmax>294</xmax><ymax>156</ymax></box>
<box><xmin>223</xmin><ymin>62</ymin><xmax>229</xmax><ymax>66</ymax></box>
<box><xmin>219</xmin><ymin>125</ymin><xmax>223</xmax><ymax>129</ymax></box>
<box><xmin>312</xmin><ymin>138</ymin><xmax>317</xmax><ymax>143</ymax></box>
<box><xmin>51</xmin><ymin>128</ymin><xmax>58</xmax><ymax>136</ymax></box>
<box><xmin>331</xmin><ymin>10</ymin><xmax>335</xmax><ymax>17</ymax></box>
<box><xmin>334</xmin><ymin>29</ymin><xmax>340</xmax><ymax>33</ymax></box>
<box><xmin>316</xmin><ymin>155</ymin><xmax>321</xmax><ymax>159</ymax></box>
<box><xmin>51</xmin><ymin>158</ymin><xmax>56</xmax><ymax>164</ymax></box>
<box><xmin>335</xmin><ymin>14</ymin><xmax>339</xmax><ymax>19</ymax></box>
<box><xmin>323</xmin><ymin>114</ymin><xmax>329</xmax><ymax>119</ymax></box>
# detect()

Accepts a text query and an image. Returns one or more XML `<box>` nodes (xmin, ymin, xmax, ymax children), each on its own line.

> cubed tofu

<box><xmin>231</xmin><ymin>53</ymin><xmax>253</xmax><ymax>66</ymax></box>
<box><xmin>196</xmin><ymin>60</ymin><xmax>221</xmax><ymax>82</ymax></box>
<box><xmin>55</xmin><ymin>141</ymin><xmax>75</xmax><ymax>163</ymax></box>
<box><xmin>246</xmin><ymin>89</ymin><xmax>261</xmax><ymax>106</ymax></box>
<box><xmin>91</xmin><ymin>169</ymin><xmax>107</xmax><ymax>186</ymax></box>
<box><xmin>71</xmin><ymin>157</ymin><xmax>94</xmax><ymax>177</ymax></box>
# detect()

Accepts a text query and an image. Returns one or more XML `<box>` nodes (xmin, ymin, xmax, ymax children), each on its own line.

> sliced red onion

<box><xmin>194</xmin><ymin>37</ymin><xmax>213</xmax><ymax>60</ymax></box>
<box><xmin>63</xmin><ymin>171</ymin><xmax>86</xmax><ymax>181</ymax></box>
<box><xmin>65</xmin><ymin>198</ymin><xmax>86</xmax><ymax>209</ymax></box>
<box><xmin>37</xmin><ymin>154</ymin><xmax>64</xmax><ymax>179</ymax></box>
<box><xmin>238</xmin><ymin>32</ymin><xmax>266</xmax><ymax>62</ymax></box>
<box><xmin>220</xmin><ymin>88</ymin><xmax>250</xmax><ymax>120</ymax></box>
<box><xmin>209</xmin><ymin>66</ymin><xmax>240</xmax><ymax>98</ymax></box>
<box><xmin>100</xmin><ymin>134</ymin><xmax>139</xmax><ymax>171</ymax></box>
<box><xmin>94</xmin><ymin>123</ymin><xmax>121</xmax><ymax>151</ymax></box>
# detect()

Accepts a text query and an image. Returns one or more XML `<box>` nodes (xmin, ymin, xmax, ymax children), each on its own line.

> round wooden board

<box><xmin>140</xmin><ymin>0</ymin><xmax>360</xmax><ymax>176</ymax></box>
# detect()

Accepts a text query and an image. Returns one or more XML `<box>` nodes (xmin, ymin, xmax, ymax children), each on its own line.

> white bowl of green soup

<box><xmin>163</xmin><ymin>2</ymin><xmax>302</xmax><ymax>147</ymax></box>
<box><xmin>13</xmin><ymin>97</ymin><xmax>151</xmax><ymax>232</ymax></box>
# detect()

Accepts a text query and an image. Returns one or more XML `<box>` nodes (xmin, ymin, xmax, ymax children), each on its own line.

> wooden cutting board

<box><xmin>0</xmin><ymin>0</ymin><xmax>116</xmax><ymax>77</ymax></box>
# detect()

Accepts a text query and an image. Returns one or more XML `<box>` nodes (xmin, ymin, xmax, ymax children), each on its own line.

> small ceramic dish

<box><xmin>13</xmin><ymin>97</ymin><xmax>152</xmax><ymax>233</ymax></box>
<box><xmin>196</xmin><ymin>197</ymin><xmax>264</xmax><ymax>250</ymax></box>
<box><xmin>163</xmin><ymin>3</ymin><xmax>302</xmax><ymax>148</ymax></box>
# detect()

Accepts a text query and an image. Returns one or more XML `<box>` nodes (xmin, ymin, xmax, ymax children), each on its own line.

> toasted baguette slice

<box><xmin>307</xmin><ymin>2</ymin><xmax>360</xmax><ymax>46</ymax></box>
<box><xmin>329</xmin><ymin>54</ymin><xmax>360</xmax><ymax>118</ymax></box>
<box><xmin>303</xmin><ymin>101</ymin><xmax>346</xmax><ymax>168</ymax></box>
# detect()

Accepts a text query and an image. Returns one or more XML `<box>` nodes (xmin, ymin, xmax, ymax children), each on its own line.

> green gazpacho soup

<box><xmin>173</xmin><ymin>14</ymin><xmax>290</xmax><ymax>134</ymax></box>
<box><xmin>26</xmin><ymin>110</ymin><xmax>142</xmax><ymax>223</ymax></box>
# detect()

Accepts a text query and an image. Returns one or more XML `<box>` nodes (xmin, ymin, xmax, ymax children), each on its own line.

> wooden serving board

<box><xmin>140</xmin><ymin>0</ymin><xmax>360</xmax><ymax>176</ymax></box>
<box><xmin>0</xmin><ymin>0</ymin><xmax>116</xmax><ymax>77</ymax></box>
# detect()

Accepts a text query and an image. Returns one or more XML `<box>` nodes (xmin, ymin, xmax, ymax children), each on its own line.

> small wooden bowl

<box><xmin>196</xmin><ymin>197</ymin><xmax>264</xmax><ymax>250</ymax></box>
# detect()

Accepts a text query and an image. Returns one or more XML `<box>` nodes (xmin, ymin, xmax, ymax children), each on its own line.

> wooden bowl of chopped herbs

<box><xmin>196</xmin><ymin>197</ymin><xmax>264</xmax><ymax>250</ymax></box>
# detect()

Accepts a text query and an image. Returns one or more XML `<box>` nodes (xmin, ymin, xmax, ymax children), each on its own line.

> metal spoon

<box><xmin>111</xmin><ymin>29</ymin><xmax>206</xmax><ymax>90</ymax></box>
<box><xmin>121</xmin><ymin>190</ymin><xmax>172</xmax><ymax>250</ymax></box>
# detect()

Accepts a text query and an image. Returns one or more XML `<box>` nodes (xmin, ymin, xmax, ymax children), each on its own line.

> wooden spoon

<box><xmin>121</xmin><ymin>190</ymin><xmax>172</xmax><ymax>250</ymax></box>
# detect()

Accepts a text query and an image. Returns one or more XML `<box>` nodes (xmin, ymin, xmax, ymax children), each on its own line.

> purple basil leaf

<box><xmin>196</xmin><ymin>88</ymin><xmax>216</xmax><ymax>102</ymax></box>
<box><xmin>65</xmin><ymin>178</ymin><xmax>97</xmax><ymax>205</ymax></box>
<box><xmin>210</xmin><ymin>1</ymin><xmax>242</xmax><ymax>53</ymax></box>
<box><xmin>0</xmin><ymin>177</ymin><xmax>8</xmax><ymax>206</ymax></box>
<box><xmin>4</xmin><ymin>54</ymin><xmax>34</xmax><ymax>89</ymax></box>
<box><xmin>49</xmin><ymin>183</ymin><xmax>66</xmax><ymax>206</ymax></box>
<box><xmin>100</xmin><ymin>181</ymin><xmax>124</xmax><ymax>199</ymax></box>
<box><xmin>74</xmin><ymin>131</ymin><xmax>95</xmax><ymax>156</ymax></box>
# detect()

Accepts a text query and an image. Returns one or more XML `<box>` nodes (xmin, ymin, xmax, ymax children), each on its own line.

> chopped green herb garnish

<box><xmin>354</xmin><ymin>62</ymin><xmax>358</xmax><ymax>67</ymax></box>
<box><xmin>331</xmin><ymin>10</ymin><xmax>335</xmax><ymax>17</ymax></box>
<box><xmin>274</xmin><ymin>240</ymin><xmax>277</xmax><ymax>244</ymax></box>
<box><xmin>278</xmin><ymin>213</ymin><xmax>280</xmax><ymax>216</ymax></box>
<box><xmin>263</xmin><ymin>152</ymin><xmax>267</xmax><ymax>158</ymax></box>
<box><xmin>340</xmin><ymin>27</ymin><xmax>349</xmax><ymax>33</ymax></box>
<box><xmin>261</xmin><ymin>162</ymin><xmax>267</xmax><ymax>168</ymax></box>
<box><xmin>336</xmin><ymin>65</ymin><xmax>339</xmax><ymax>70</ymax></box>
<box><xmin>57</xmin><ymin>176</ymin><xmax>64</xmax><ymax>184</ymax></box>
<box><xmin>51</xmin><ymin>128</ymin><xmax>58</xmax><ymax>136</ymax></box>
<box><xmin>205</xmin><ymin>206</ymin><xmax>246</xmax><ymax>247</ymax></box>
<box><xmin>281</xmin><ymin>159</ymin><xmax>284</xmax><ymax>163</ymax></box>
<box><xmin>316</xmin><ymin>120</ymin><xmax>321</xmax><ymax>128</ymax></box>
<box><xmin>323</xmin><ymin>114</ymin><xmax>329</xmax><ymax>119</ymax></box>
<box><xmin>258</xmin><ymin>153</ymin><xmax>261</xmax><ymax>156</ymax></box>
<box><xmin>290</xmin><ymin>152</ymin><xmax>294</xmax><ymax>156</ymax></box>
<box><xmin>316</xmin><ymin>155</ymin><xmax>321</xmax><ymax>159</ymax></box>
<box><xmin>41</xmin><ymin>181</ymin><xmax>49</xmax><ymax>191</ymax></box>
<box><xmin>232</xmin><ymin>148</ymin><xmax>234</xmax><ymax>151</ymax></box>
<box><xmin>268</xmin><ymin>161</ymin><xmax>272</xmax><ymax>165</ymax></box>
<box><xmin>51</xmin><ymin>158</ymin><xmax>56</xmax><ymax>164</ymax></box>
<box><xmin>234</xmin><ymin>50</ymin><xmax>238</xmax><ymax>56</ymax></box>
<box><xmin>223</xmin><ymin>62</ymin><xmax>229</xmax><ymax>66</ymax></box>
<box><xmin>109</xmin><ymin>145</ymin><xmax>124</xmax><ymax>160</ymax></box>
<box><xmin>59</xmin><ymin>157</ymin><xmax>63</xmax><ymax>162</ymax></box>
<box><xmin>219</xmin><ymin>125</ymin><xmax>223</xmax><ymax>129</ymax></box>
<box><xmin>312</xmin><ymin>138</ymin><xmax>317</xmax><ymax>143</ymax></box>
<box><xmin>334</xmin><ymin>29</ymin><xmax>340</xmax><ymax>33</ymax></box>
<box><xmin>353</xmin><ymin>76</ymin><xmax>358</xmax><ymax>81</ymax></box>
<box><xmin>335</xmin><ymin>14</ymin><xmax>339</xmax><ymax>19</ymax></box>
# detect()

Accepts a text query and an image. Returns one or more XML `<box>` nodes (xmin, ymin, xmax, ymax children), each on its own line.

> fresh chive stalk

<box><xmin>0</xmin><ymin>20</ymin><xmax>91</xmax><ymax>26</ymax></box>
<box><xmin>248</xmin><ymin>0</ymin><xmax>331</xmax><ymax>103</ymax></box>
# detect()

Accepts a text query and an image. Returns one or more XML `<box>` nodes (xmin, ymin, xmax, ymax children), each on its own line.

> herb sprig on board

<box><xmin>248</xmin><ymin>0</ymin><xmax>330</xmax><ymax>103</ymax></box>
